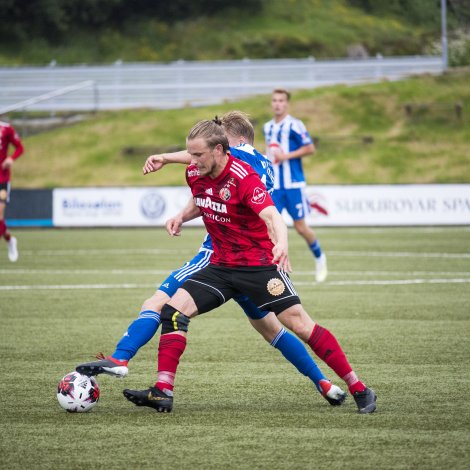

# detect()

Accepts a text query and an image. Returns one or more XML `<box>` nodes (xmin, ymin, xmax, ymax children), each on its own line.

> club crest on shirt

<box><xmin>267</xmin><ymin>278</ymin><xmax>285</xmax><ymax>296</ymax></box>
<box><xmin>219</xmin><ymin>187</ymin><xmax>231</xmax><ymax>201</ymax></box>
<box><xmin>252</xmin><ymin>187</ymin><xmax>266</xmax><ymax>204</ymax></box>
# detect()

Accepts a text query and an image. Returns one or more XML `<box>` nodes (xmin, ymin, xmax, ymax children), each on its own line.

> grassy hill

<box><xmin>0</xmin><ymin>0</ymin><xmax>442</xmax><ymax>65</ymax></box>
<box><xmin>15</xmin><ymin>68</ymin><xmax>470</xmax><ymax>188</ymax></box>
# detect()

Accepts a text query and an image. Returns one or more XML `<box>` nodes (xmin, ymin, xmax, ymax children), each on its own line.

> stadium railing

<box><xmin>0</xmin><ymin>56</ymin><xmax>444</xmax><ymax>112</ymax></box>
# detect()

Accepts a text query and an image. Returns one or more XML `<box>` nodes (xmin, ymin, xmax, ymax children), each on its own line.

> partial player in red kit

<box><xmin>0</xmin><ymin>120</ymin><xmax>24</xmax><ymax>262</ymax></box>
<box><xmin>123</xmin><ymin>118</ymin><xmax>377</xmax><ymax>414</ymax></box>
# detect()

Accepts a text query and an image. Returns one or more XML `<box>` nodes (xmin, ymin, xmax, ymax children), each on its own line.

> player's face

<box><xmin>187</xmin><ymin>138</ymin><xmax>218</xmax><ymax>176</ymax></box>
<box><xmin>271</xmin><ymin>93</ymin><xmax>289</xmax><ymax>118</ymax></box>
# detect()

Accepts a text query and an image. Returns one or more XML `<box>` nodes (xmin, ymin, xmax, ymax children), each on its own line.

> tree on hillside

<box><xmin>0</xmin><ymin>0</ymin><xmax>262</xmax><ymax>42</ymax></box>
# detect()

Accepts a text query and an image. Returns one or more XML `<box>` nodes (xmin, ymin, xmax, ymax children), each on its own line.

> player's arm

<box><xmin>271</xmin><ymin>142</ymin><xmax>315</xmax><ymax>162</ymax></box>
<box><xmin>1</xmin><ymin>127</ymin><xmax>24</xmax><ymax>170</ymax></box>
<box><xmin>166</xmin><ymin>197</ymin><xmax>201</xmax><ymax>237</ymax></box>
<box><xmin>259</xmin><ymin>205</ymin><xmax>291</xmax><ymax>273</ymax></box>
<box><xmin>143</xmin><ymin>150</ymin><xmax>191</xmax><ymax>175</ymax></box>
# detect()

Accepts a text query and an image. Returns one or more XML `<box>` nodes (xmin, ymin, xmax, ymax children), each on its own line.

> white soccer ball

<box><xmin>57</xmin><ymin>371</ymin><xmax>100</xmax><ymax>413</ymax></box>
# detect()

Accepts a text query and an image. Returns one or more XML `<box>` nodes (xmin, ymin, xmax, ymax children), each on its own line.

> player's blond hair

<box><xmin>187</xmin><ymin>117</ymin><xmax>229</xmax><ymax>152</ymax></box>
<box><xmin>221</xmin><ymin>111</ymin><xmax>255</xmax><ymax>145</ymax></box>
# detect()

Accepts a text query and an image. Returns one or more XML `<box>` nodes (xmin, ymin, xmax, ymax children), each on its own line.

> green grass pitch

<box><xmin>0</xmin><ymin>226</ymin><xmax>469</xmax><ymax>469</ymax></box>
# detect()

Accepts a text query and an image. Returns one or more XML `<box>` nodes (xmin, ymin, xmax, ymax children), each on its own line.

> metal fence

<box><xmin>0</xmin><ymin>56</ymin><xmax>444</xmax><ymax>112</ymax></box>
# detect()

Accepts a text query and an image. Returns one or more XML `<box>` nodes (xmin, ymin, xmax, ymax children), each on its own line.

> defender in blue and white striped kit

<box><xmin>76</xmin><ymin>111</ymin><xmax>346</xmax><ymax>408</ymax></box>
<box><xmin>263</xmin><ymin>88</ymin><xmax>328</xmax><ymax>283</ymax></box>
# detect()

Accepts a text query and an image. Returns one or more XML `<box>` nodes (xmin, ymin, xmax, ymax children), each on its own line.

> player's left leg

<box><xmin>0</xmin><ymin>183</ymin><xmax>17</xmax><ymax>262</ymax></box>
<box><xmin>234</xmin><ymin>295</ymin><xmax>345</xmax><ymax>405</ymax></box>
<box><xmin>277</xmin><ymin>304</ymin><xmax>377</xmax><ymax>414</ymax></box>
<box><xmin>286</xmin><ymin>188</ymin><xmax>327</xmax><ymax>282</ymax></box>
<box><xmin>76</xmin><ymin>249</ymin><xmax>212</xmax><ymax>377</ymax></box>
<box><xmin>124</xmin><ymin>265</ymin><xmax>234</xmax><ymax>412</ymax></box>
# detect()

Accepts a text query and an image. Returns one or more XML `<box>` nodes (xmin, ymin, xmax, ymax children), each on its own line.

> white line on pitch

<box><xmin>328</xmin><ymin>251</ymin><xmax>470</xmax><ymax>258</ymax></box>
<box><xmin>12</xmin><ymin>248</ymin><xmax>470</xmax><ymax>258</ymax></box>
<box><xmin>17</xmin><ymin>248</ymin><xmax>192</xmax><ymax>256</ymax></box>
<box><xmin>2</xmin><ymin>269</ymin><xmax>470</xmax><ymax>276</ymax></box>
<box><xmin>0</xmin><ymin>283</ymin><xmax>154</xmax><ymax>290</ymax></box>
<box><xmin>1</xmin><ymin>278</ymin><xmax>470</xmax><ymax>290</ymax></box>
<box><xmin>295</xmin><ymin>278</ymin><xmax>470</xmax><ymax>286</ymax></box>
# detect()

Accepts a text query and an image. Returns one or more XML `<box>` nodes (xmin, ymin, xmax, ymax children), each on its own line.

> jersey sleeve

<box><xmin>238</xmin><ymin>172</ymin><xmax>274</xmax><ymax>215</ymax></box>
<box><xmin>8</xmin><ymin>126</ymin><xmax>24</xmax><ymax>160</ymax></box>
<box><xmin>292</xmin><ymin>120</ymin><xmax>313</xmax><ymax>147</ymax></box>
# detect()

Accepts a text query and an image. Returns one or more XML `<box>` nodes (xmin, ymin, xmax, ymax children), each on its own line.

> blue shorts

<box><xmin>159</xmin><ymin>249</ymin><xmax>212</xmax><ymax>297</ymax></box>
<box><xmin>272</xmin><ymin>187</ymin><xmax>310</xmax><ymax>220</ymax></box>
<box><xmin>158</xmin><ymin>243</ymin><xmax>269</xmax><ymax>320</ymax></box>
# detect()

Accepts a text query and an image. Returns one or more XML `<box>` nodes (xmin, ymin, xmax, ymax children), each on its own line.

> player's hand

<box><xmin>165</xmin><ymin>216</ymin><xmax>183</xmax><ymax>237</ymax></box>
<box><xmin>272</xmin><ymin>243</ymin><xmax>292</xmax><ymax>272</ymax></box>
<box><xmin>1</xmin><ymin>157</ymin><xmax>13</xmax><ymax>170</ymax></box>
<box><xmin>268</xmin><ymin>143</ymin><xmax>285</xmax><ymax>164</ymax></box>
<box><xmin>143</xmin><ymin>155</ymin><xmax>165</xmax><ymax>175</ymax></box>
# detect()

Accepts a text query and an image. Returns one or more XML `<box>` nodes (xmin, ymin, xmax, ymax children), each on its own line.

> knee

<box><xmin>160</xmin><ymin>304</ymin><xmax>190</xmax><ymax>335</ymax></box>
<box><xmin>278</xmin><ymin>307</ymin><xmax>315</xmax><ymax>341</ymax></box>
<box><xmin>141</xmin><ymin>290</ymin><xmax>169</xmax><ymax>312</ymax></box>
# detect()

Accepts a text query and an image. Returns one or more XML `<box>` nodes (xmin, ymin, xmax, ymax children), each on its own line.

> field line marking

<box><xmin>2</xmin><ymin>279</ymin><xmax>470</xmax><ymax>290</ymax></box>
<box><xmin>18</xmin><ymin>248</ymin><xmax>192</xmax><ymax>256</ymax></box>
<box><xmin>2</xmin><ymin>269</ymin><xmax>470</xmax><ymax>276</ymax></box>
<box><xmin>328</xmin><ymin>251</ymin><xmax>470</xmax><ymax>258</ymax></box>
<box><xmin>295</xmin><ymin>278</ymin><xmax>470</xmax><ymax>286</ymax></box>
<box><xmin>13</xmin><ymin>248</ymin><xmax>470</xmax><ymax>258</ymax></box>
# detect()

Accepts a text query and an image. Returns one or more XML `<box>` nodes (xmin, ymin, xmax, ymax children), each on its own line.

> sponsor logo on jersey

<box><xmin>205</xmin><ymin>188</ymin><xmax>213</xmax><ymax>195</ymax></box>
<box><xmin>267</xmin><ymin>278</ymin><xmax>285</xmax><ymax>296</ymax></box>
<box><xmin>219</xmin><ymin>187</ymin><xmax>231</xmax><ymax>201</ymax></box>
<box><xmin>187</xmin><ymin>169</ymin><xmax>200</xmax><ymax>177</ymax></box>
<box><xmin>202</xmin><ymin>211</ymin><xmax>231</xmax><ymax>223</ymax></box>
<box><xmin>251</xmin><ymin>187</ymin><xmax>267</xmax><ymax>204</ymax></box>
<box><xmin>194</xmin><ymin>196</ymin><xmax>227</xmax><ymax>213</ymax></box>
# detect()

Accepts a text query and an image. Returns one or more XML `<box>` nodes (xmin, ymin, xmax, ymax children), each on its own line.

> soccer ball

<box><xmin>57</xmin><ymin>371</ymin><xmax>100</xmax><ymax>413</ymax></box>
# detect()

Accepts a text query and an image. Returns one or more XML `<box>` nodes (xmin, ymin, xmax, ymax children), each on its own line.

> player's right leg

<box><xmin>287</xmin><ymin>188</ymin><xmax>327</xmax><ymax>283</ymax></box>
<box><xmin>0</xmin><ymin>184</ymin><xmax>18</xmax><ymax>263</ymax></box>
<box><xmin>76</xmin><ymin>248</ymin><xmax>212</xmax><ymax>377</ymax></box>
<box><xmin>235</xmin><ymin>295</ymin><xmax>346</xmax><ymax>406</ymax></box>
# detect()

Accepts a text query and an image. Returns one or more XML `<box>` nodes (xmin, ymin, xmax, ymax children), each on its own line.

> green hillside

<box><xmin>0</xmin><ymin>0</ymin><xmax>460</xmax><ymax>65</ymax></box>
<box><xmin>15</xmin><ymin>68</ymin><xmax>470</xmax><ymax>188</ymax></box>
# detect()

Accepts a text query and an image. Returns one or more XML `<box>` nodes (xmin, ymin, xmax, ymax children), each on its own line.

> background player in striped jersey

<box><xmin>77</xmin><ymin>111</ymin><xmax>346</xmax><ymax>406</ymax></box>
<box><xmin>263</xmin><ymin>89</ymin><xmax>327</xmax><ymax>283</ymax></box>
<box><xmin>0</xmin><ymin>119</ymin><xmax>24</xmax><ymax>262</ymax></box>
<box><xmin>123</xmin><ymin>118</ymin><xmax>376</xmax><ymax>414</ymax></box>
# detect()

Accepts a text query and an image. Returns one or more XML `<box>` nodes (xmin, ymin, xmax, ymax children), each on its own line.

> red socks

<box><xmin>0</xmin><ymin>220</ymin><xmax>10</xmax><ymax>241</ymax></box>
<box><xmin>155</xmin><ymin>333</ymin><xmax>187</xmax><ymax>392</ymax></box>
<box><xmin>308</xmin><ymin>324</ymin><xmax>366</xmax><ymax>394</ymax></box>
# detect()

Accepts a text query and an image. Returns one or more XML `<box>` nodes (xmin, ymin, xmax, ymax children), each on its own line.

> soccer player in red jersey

<box><xmin>123</xmin><ymin>118</ymin><xmax>377</xmax><ymax>414</ymax></box>
<box><xmin>0</xmin><ymin>119</ymin><xmax>24</xmax><ymax>262</ymax></box>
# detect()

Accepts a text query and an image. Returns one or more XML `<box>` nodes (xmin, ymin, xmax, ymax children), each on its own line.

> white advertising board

<box><xmin>53</xmin><ymin>185</ymin><xmax>470</xmax><ymax>227</ymax></box>
<box><xmin>53</xmin><ymin>187</ymin><xmax>196</xmax><ymax>227</ymax></box>
<box><xmin>301</xmin><ymin>184</ymin><xmax>470</xmax><ymax>226</ymax></box>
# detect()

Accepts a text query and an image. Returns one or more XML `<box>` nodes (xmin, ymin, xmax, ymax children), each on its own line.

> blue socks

<box><xmin>271</xmin><ymin>328</ymin><xmax>326</xmax><ymax>390</ymax></box>
<box><xmin>309</xmin><ymin>240</ymin><xmax>322</xmax><ymax>259</ymax></box>
<box><xmin>112</xmin><ymin>310</ymin><xmax>161</xmax><ymax>361</ymax></box>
